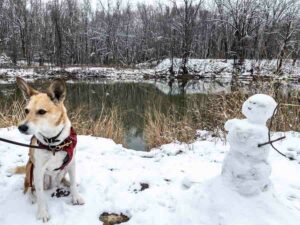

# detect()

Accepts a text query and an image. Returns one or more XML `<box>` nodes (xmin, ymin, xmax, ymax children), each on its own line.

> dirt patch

<box><xmin>99</xmin><ymin>213</ymin><xmax>130</xmax><ymax>225</ymax></box>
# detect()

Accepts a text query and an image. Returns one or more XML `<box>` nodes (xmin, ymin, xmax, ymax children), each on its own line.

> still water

<box><xmin>0</xmin><ymin>78</ymin><xmax>299</xmax><ymax>150</ymax></box>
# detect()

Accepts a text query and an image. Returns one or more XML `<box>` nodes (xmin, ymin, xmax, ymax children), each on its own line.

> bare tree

<box><xmin>0</xmin><ymin>0</ymin><xmax>298</xmax><ymax>70</ymax></box>
<box><xmin>173</xmin><ymin>0</ymin><xmax>203</xmax><ymax>74</ymax></box>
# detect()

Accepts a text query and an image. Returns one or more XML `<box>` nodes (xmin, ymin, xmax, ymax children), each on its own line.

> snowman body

<box><xmin>222</xmin><ymin>94</ymin><xmax>277</xmax><ymax>195</ymax></box>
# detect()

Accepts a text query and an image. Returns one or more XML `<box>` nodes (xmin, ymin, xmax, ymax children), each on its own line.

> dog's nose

<box><xmin>18</xmin><ymin>124</ymin><xmax>28</xmax><ymax>133</ymax></box>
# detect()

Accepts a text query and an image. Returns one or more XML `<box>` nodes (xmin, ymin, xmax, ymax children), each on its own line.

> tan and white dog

<box><xmin>16</xmin><ymin>77</ymin><xmax>84</xmax><ymax>222</ymax></box>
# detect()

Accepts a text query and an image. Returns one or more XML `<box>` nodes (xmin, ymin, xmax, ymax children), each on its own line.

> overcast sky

<box><xmin>90</xmin><ymin>0</ymin><xmax>172</xmax><ymax>9</ymax></box>
<box><xmin>41</xmin><ymin>0</ymin><xmax>211</xmax><ymax>10</ymax></box>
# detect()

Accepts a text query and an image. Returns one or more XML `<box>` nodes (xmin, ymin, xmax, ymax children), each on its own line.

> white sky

<box><xmin>41</xmin><ymin>0</ymin><xmax>211</xmax><ymax>11</ymax></box>
<box><xmin>90</xmin><ymin>0</ymin><xmax>215</xmax><ymax>11</ymax></box>
<box><xmin>89</xmin><ymin>0</ymin><xmax>173</xmax><ymax>9</ymax></box>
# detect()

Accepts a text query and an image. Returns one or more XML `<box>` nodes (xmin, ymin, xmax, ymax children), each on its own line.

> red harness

<box><xmin>36</xmin><ymin>127</ymin><xmax>77</xmax><ymax>170</ymax></box>
<box><xmin>24</xmin><ymin>127</ymin><xmax>77</xmax><ymax>192</ymax></box>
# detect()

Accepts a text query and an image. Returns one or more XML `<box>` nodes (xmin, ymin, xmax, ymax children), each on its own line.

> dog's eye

<box><xmin>37</xmin><ymin>109</ymin><xmax>47</xmax><ymax>115</ymax></box>
<box><xmin>25</xmin><ymin>109</ymin><xmax>29</xmax><ymax>114</ymax></box>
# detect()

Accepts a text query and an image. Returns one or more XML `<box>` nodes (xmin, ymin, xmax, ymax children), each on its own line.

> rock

<box><xmin>133</xmin><ymin>182</ymin><xmax>149</xmax><ymax>193</ymax></box>
<box><xmin>140</xmin><ymin>183</ymin><xmax>149</xmax><ymax>191</ymax></box>
<box><xmin>99</xmin><ymin>213</ymin><xmax>130</xmax><ymax>225</ymax></box>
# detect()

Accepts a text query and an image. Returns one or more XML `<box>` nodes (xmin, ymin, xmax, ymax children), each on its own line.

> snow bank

<box><xmin>0</xmin><ymin>127</ymin><xmax>299</xmax><ymax>225</ymax></box>
<box><xmin>155</xmin><ymin>58</ymin><xmax>300</xmax><ymax>77</ymax></box>
<box><xmin>0</xmin><ymin>67</ymin><xmax>153</xmax><ymax>83</ymax></box>
<box><xmin>0</xmin><ymin>58</ymin><xmax>299</xmax><ymax>82</ymax></box>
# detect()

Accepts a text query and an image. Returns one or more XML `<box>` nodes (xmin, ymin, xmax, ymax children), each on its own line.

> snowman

<box><xmin>222</xmin><ymin>94</ymin><xmax>277</xmax><ymax>195</ymax></box>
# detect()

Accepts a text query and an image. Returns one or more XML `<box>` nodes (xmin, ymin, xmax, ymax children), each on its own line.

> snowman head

<box><xmin>242</xmin><ymin>94</ymin><xmax>277</xmax><ymax>125</ymax></box>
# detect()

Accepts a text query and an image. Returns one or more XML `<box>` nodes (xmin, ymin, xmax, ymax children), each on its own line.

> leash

<box><xmin>0</xmin><ymin>127</ymin><xmax>67</xmax><ymax>155</ymax></box>
<box><xmin>0</xmin><ymin>137</ymin><xmax>48</xmax><ymax>150</ymax></box>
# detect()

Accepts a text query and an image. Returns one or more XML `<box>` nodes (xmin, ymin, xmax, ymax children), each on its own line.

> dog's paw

<box><xmin>28</xmin><ymin>188</ymin><xmax>37</xmax><ymax>204</ymax></box>
<box><xmin>72</xmin><ymin>194</ymin><xmax>85</xmax><ymax>205</ymax></box>
<box><xmin>37</xmin><ymin>208</ymin><xmax>50</xmax><ymax>222</ymax></box>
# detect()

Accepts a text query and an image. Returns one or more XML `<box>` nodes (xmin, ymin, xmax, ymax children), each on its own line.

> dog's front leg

<box><xmin>68</xmin><ymin>161</ymin><xmax>85</xmax><ymax>205</ymax></box>
<box><xmin>34</xmin><ymin>164</ymin><xmax>50</xmax><ymax>222</ymax></box>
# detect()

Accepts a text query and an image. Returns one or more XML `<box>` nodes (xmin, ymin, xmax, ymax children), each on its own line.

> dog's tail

<box><xmin>12</xmin><ymin>166</ymin><xmax>26</xmax><ymax>174</ymax></box>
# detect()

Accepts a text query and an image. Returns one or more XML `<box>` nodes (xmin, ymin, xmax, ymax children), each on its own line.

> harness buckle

<box><xmin>48</xmin><ymin>145</ymin><xmax>57</xmax><ymax>156</ymax></box>
<box><xmin>48</xmin><ymin>141</ymin><xmax>72</xmax><ymax>156</ymax></box>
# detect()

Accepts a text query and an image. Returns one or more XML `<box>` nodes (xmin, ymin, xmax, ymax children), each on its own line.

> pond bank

<box><xmin>1</xmin><ymin>58</ymin><xmax>300</xmax><ymax>83</ymax></box>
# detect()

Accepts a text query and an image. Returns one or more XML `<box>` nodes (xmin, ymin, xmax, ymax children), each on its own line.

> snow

<box><xmin>0</xmin><ymin>67</ymin><xmax>152</xmax><ymax>83</ymax></box>
<box><xmin>155</xmin><ymin>58</ymin><xmax>300</xmax><ymax>77</ymax></box>
<box><xmin>0</xmin><ymin>58</ymin><xmax>299</xmax><ymax>83</ymax></box>
<box><xmin>0</xmin><ymin>127</ymin><xmax>299</xmax><ymax>225</ymax></box>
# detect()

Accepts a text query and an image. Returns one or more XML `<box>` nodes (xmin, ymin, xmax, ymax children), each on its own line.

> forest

<box><xmin>0</xmin><ymin>0</ymin><xmax>299</xmax><ymax>71</ymax></box>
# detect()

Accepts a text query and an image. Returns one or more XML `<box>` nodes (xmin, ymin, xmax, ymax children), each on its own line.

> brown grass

<box><xmin>209</xmin><ymin>91</ymin><xmax>300</xmax><ymax>134</ymax></box>
<box><xmin>1</xmin><ymin>90</ymin><xmax>300</xmax><ymax>150</ymax></box>
<box><xmin>0</xmin><ymin>100</ymin><xmax>25</xmax><ymax>127</ymax></box>
<box><xmin>144</xmin><ymin>90</ymin><xmax>300</xmax><ymax>149</ymax></box>
<box><xmin>70</xmin><ymin>105</ymin><xmax>125</xmax><ymax>145</ymax></box>
<box><xmin>144</xmin><ymin>105</ymin><xmax>196</xmax><ymax>150</ymax></box>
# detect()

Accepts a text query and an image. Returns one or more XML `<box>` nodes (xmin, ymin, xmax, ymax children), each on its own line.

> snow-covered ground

<box><xmin>155</xmin><ymin>58</ymin><xmax>300</xmax><ymax>77</ymax></box>
<box><xmin>0</xmin><ymin>127</ymin><xmax>299</xmax><ymax>225</ymax></box>
<box><xmin>0</xmin><ymin>67</ymin><xmax>152</xmax><ymax>83</ymax></box>
<box><xmin>0</xmin><ymin>58</ymin><xmax>299</xmax><ymax>83</ymax></box>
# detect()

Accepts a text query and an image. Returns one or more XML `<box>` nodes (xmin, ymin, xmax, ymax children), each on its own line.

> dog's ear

<box><xmin>47</xmin><ymin>78</ymin><xmax>66</xmax><ymax>103</ymax></box>
<box><xmin>16</xmin><ymin>77</ymin><xmax>38</xmax><ymax>99</ymax></box>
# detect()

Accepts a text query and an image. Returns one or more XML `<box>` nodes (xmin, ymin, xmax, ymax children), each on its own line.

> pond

<box><xmin>0</xmin><ymin>77</ymin><xmax>299</xmax><ymax>151</ymax></box>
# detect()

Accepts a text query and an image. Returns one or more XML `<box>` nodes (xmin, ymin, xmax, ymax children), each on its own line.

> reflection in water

<box><xmin>0</xmin><ymin>78</ymin><xmax>299</xmax><ymax>150</ymax></box>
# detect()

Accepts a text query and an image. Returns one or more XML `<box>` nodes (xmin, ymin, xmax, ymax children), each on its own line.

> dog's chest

<box><xmin>35</xmin><ymin>150</ymin><xmax>67</xmax><ymax>172</ymax></box>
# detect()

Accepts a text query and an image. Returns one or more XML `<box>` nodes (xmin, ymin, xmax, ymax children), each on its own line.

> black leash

<box><xmin>0</xmin><ymin>137</ymin><xmax>48</xmax><ymax>150</ymax></box>
<box><xmin>0</xmin><ymin>127</ymin><xmax>65</xmax><ymax>153</ymax></box>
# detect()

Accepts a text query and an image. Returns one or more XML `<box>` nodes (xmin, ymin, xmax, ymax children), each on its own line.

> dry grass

<box><xmin>144</xmin><ymin>105</ymin><xmax>196</xmax><ymax>150</ymax></box>
<box><xmin>1</xmin><ymin>90</ymin><xmax>300</xmax><ymax>150</ymax></box>
<box><xmin>0</xmin><ymin>101</ymin><xmax>125</xmax><ymax>146</ymax></box>
<box><xmin>70</xmin><ymin>105</ymin><xmax>125</xmax><ymax>145</ymax></box>
<box><xmin>0</xmin><ymin>100</ymin><xmax>25</xmax><ymax>127</ymax></box>
<box><xmin>144</xmin><ymin>90</ymin><xmax>300</xmax><ymax>149</ymax></box>
<box><xmin>210</xmin><ymin>91</ymin><xmax>300</xmax><ymax>134</ymax></box>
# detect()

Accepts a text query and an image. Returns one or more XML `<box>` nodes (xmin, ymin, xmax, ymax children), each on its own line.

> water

<box><xmin>0</xmin><ymin>78</ymin><xmax>299</xmax><ymax>150</ymax></box>
<box><xmin>0</xmin><ymin>79</ymin><xmax>192</xmax><ymax>150</ymax></box>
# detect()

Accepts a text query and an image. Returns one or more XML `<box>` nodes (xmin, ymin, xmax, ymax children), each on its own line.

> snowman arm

<box><xmin>257</xmin><ymin>136</ymin><xmax>286</xmax><ymax>147</ymax></box>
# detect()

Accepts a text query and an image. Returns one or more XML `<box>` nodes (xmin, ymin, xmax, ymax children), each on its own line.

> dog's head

<box><xmin>16</xmin><ymin>77</ymin><xmax>70</xmax><ymax>139</ymax></box>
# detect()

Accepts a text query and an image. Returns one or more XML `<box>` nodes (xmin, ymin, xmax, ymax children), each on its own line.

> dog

<box><xmin>16</xmin><ymin>77</ymin><xmax>84</xmax><ymax>222</ymax></box>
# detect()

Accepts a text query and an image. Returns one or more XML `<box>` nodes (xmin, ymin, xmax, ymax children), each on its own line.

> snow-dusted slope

<box><xmin>155</xmin><ymin>58</ymin><xmax>300</xmax><ymax>77</ymax></box>
<box><xmin>0</xmin><ymin>67</ymin><xmax>152</xmax><ymax>83</ymax></box>
<box><xmin>0</xmin><ymin>127</ymin><xmax>299</xmax><ymax>225</ymax></box>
